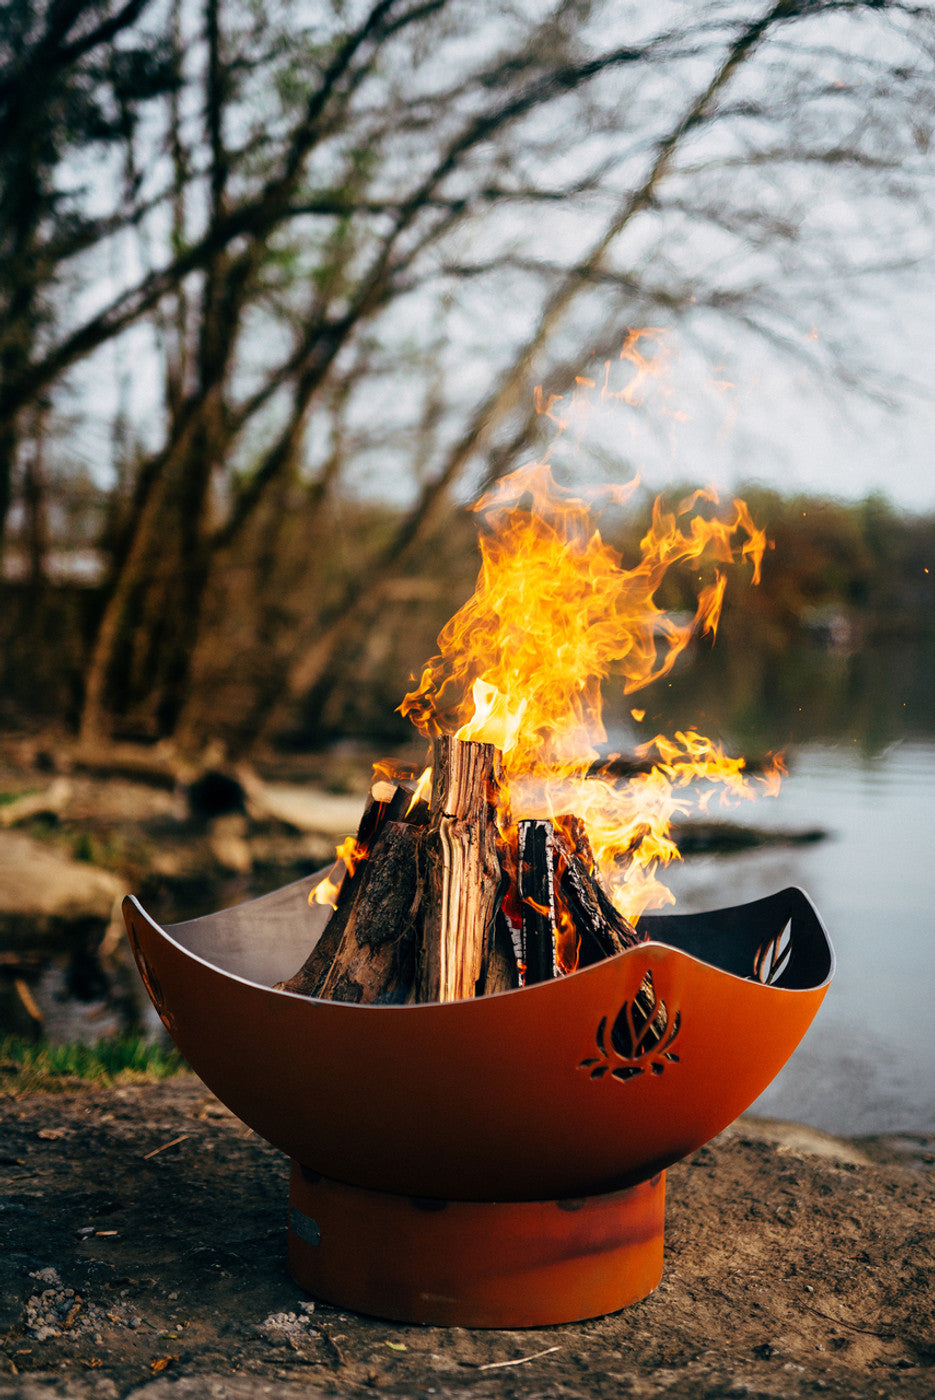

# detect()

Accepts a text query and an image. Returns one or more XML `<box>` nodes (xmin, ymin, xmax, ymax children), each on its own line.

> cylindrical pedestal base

<box><xmin>287</xmin><ymin>1163</ymin><xmax>665</xmax><ymax>1327</ymax></box>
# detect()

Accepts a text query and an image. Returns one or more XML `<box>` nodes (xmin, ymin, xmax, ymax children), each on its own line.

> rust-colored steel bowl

<box><xmin>123</xmin><ymin>878</ymin><xmax>833</xmax><ymax>1325</ymax></box>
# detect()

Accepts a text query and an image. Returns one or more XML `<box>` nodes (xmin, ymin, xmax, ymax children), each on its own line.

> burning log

<box><xmin>552</xmin><ymin>815</ymin><xmax>641</xmax><ymax>966</ymax></box>
<box><xmin>550</xmin><ymin>816</ymin><xmax>663</xmax><ymax>1039</ymax></box>
<box><xmin>477</xmin><ymin>911</ymin><xmax>521</xmax><ymax>995</ymax></box>
<box><xmin>276</xmin><ymin>780</ymin><xmax>422</xmax><ymax>1002</ymax></box>
<box><xmin>517</xmin><ymin>820</ymin><xmax>558</xmax><ymax>984</ymax></box>
<box><xmin>280</xmin><ymin>739</ymin><xmax>511</xmax><ymax>1004</ymax></box>
<box><xmin>516</xmin><ymin>816</ymin><xmax>642</xmax><ymax>980</ymax></box>
<box><xmin>416</xmin><ymin>735</ymin><xmax>505</xmax><ymax>1003</ymax></box>
<box><xmin>281</xmin><ymin>739</ymin><xmax>648</xmax><ymax>1007</ymax></box>
<box><xmin>312</xmin><ymin>818</ymin><xmax>423</xmax><ymax>1004</ymax></box>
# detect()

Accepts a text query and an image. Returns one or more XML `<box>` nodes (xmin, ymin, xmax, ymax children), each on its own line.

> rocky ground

<box><xmin>0</xmin><ymin>736</ymin><xmax>375</xmax><ymax>1039</ymax></box>
<box><xmin>1</xmin><ymin>1077</ymin><xmax>933</xmax><ymax>1400</ymax></box>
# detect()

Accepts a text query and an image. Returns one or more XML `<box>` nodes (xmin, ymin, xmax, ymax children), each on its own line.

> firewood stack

<box><xmin>278</xmin><ymin>734</ymin><xmax>643</xmax><ymax>1005</ymax></box>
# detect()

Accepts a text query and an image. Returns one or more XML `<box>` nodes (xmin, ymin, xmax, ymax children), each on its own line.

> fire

<box><xmin>400</xmin><ymin>460</ymin><xmax>780</xmax><ymax>926</ymax></box>
<box><xmin>312</xmin><ymin>866</ymin><xmax>344</xmax><ymax>910</ymax></box>
<box><xmin>310</xmin><ymin>779</ymin><xmax>403</xmax><ymax>909</ymax></box>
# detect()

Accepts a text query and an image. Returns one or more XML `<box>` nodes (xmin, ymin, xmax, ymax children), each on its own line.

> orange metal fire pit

<box><xmin>123</xmin><ymin>878</ymin><xmax>833</xmax><ymax>1326</ymax></box>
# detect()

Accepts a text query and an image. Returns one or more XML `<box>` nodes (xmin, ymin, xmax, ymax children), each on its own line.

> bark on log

<box><xmin>280</xmin><ymin>755</ymin><xmax>646</xmax><ymax>1007</ymax></box>
<box><xmin>313</xmin><ymin>820</ymin><xmax>422</xmax><ymax>1004</ymax></box>
<box><xmin>552</xmin><ymin>815</ymin><xmax>641</xmax><ymax>965</ymax></box>
<box><xmin>477</xmin><ymin>910</ymin><xmax>520</xmax><ymax>996</ymax></box>
<box><xmin>552</xmin><ymin>816</ymin><xmax>662</xmax><ymax>1038</ymax></box>
<box><xmin>276</xmin><ymin>780</ymin><xmax>415</xmax><ymax>998</ymax></box>
<box><xmin>416</xmin><ymin>734</ymin><xmax>504</xmax><ymax>1003</ymax></box>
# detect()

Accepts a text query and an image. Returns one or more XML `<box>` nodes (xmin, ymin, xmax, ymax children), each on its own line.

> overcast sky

<box><xmin>61</xmin><ymin>0</ymin><xmax>935</xmax><ymax>522</ymax></box>
<box><xmin>717</xmin><ymin>273</ymin><xmax>935</xmax><ymax>513</ymax></box>
<box><xmin>534</xmin><ymin>265</ymin><xmax>935</xmax><ymax>516</ymax></box>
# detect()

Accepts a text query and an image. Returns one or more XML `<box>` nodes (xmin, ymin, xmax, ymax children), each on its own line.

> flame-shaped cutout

<box><xmin>579</xmin><ymin>972</ymin><xmax>681</xmax><ymax>1081</ymax></box>
<box><xmin>753</xmin><ymin>918</ymin><xmax>793</xmax><ymax>985</ymax></box>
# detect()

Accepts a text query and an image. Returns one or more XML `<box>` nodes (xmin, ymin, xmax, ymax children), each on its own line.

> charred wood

<box><xmin>517</xmin><ymin>819</ymin><xmax>557</xmax><ymax>984</ymax></box>
<box><xmin>313</xmin><ymin>819</ymin><xmax>422</xmax><ymax>1004</ymax></box>
<box><xmin>552</xmin><ymin>816</ymin><xmax>641</xmax><ymax>967</ymax></box>
<box><xmin>477</xmin><ymin>909</ymin><xmax>521</xmax><ymax>996</ymax></box>
<box><xmin>551</xmin><ymin>816</ymin><xmax>661</xmax><ymax>1036</ymax></box>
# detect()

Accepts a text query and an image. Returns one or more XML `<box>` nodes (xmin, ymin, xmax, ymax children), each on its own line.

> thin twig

<box><xmin>318</xmin><ymin>1328</ymin><xmax>346</xmax><ymax>1367</ymax></box>
<box><xmin>143</xmin><ymin>1134</ymin><xmax>191</xmax><ymax>1159</ymax></box>
<box><xmin>471</xmin><ymin>1346</ymin><xmax>562</xmax><ymax>1371</ymax></box>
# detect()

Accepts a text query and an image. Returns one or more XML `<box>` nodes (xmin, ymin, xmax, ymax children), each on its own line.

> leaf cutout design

<box><xmin>754</xmin><ymin>918</ymin><xmax>793</xmax><ymax>985</ymax></box>
<box><xmin>612</xmin><ymin>1065</ymin><xmax>642</xmax><ymax>1081</ymax></box>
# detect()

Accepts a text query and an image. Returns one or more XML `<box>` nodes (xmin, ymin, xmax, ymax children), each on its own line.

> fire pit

<box><xmin>123</xmin><ymin>877</ymin><xmax>833</xmax><ymax>1326</ymax></box>
<box><xmin>123</xmin><ymin>458</ymin><xmax>836</xmax><ymax>1323</ymax></box>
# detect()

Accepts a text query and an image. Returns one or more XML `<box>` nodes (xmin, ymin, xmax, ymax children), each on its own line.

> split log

<box><xmin>552</xmin><ymin>815</ymin><xmax>641</xmax><ymax>965</ymax></box>
<box><xmin>477</xmin><ymin>910</ymin><xmax>521</xmax><ymax>996</ymax></box>
<box><xmin>514</xmin><ymin>814</ymin><xmax>641</xmax><ymax>981</ymax></box>
<box><xmin>416</xmin><ymin>734</ymin><xmax>504</xmax><ymax>1003</ymax></box>
<box><xmin>517</xmin><ymin>820</ymin><xmax>558</xmax><ymax>984</ymax></box>
<box><xmin>312</xmin><ymin>819</ymin><xmax>423</xmax><ymax>1004</ymax></box>
<box><xmin>552</xmin><ymin>815</ymin><xmax>664</xmax><ymax>1041</ymax></box>
<box><xmin>280</xmin><ymin>744</ymin><xmax>651</xmax><ymax>1007</ymax></box>
<box><xmin>276</xmin><ymin>780</ymin><xmax>419</xmax><ymax>999</ymax></box>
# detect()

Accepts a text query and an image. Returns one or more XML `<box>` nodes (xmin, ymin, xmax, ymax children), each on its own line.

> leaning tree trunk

<box><xmin>78</xmin><ymin>402</ymin><xmax>220</xmax><ymax>746</ymax></box>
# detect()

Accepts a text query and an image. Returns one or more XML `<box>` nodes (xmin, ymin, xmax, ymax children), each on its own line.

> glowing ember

<box><xmin>400</xmin><ymin>460</ymin><xmax>781</xmax><ymax>925</ymax></box>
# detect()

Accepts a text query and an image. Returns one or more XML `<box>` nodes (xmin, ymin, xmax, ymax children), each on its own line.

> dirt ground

<box><xmin>1</xmin><ymin>1078</ymin><xmax>933</xmax><ymax>1400</ymax></box>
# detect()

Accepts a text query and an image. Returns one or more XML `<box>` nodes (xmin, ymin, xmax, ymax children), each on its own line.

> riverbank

<box><xmin>1</xmin><ymin>1076</ymin><xmax>932</xmax><ymax>1399</ymax></box>
<box><xmin>0</xmin><ymin>733</ymin><xmax>831</xmax><ymax>1039</ymax></box>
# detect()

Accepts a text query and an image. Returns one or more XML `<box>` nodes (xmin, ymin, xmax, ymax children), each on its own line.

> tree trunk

<box><xmin>78</xmin><ymin>412</ymin><xmax>218</xmax><ymax>745</ymax></box>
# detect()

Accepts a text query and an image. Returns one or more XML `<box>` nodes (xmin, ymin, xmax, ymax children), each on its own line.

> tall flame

<box><xmin>401</xmin><ymin>460</ymin><xmax>778</xmax><ymax>924</ymax></box>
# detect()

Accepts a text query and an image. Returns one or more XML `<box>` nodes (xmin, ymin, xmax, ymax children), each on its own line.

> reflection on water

<box><xmin>609</xmin><ymin>636</ymin><xmax>935</xmax><ymax>1137</ymax></box>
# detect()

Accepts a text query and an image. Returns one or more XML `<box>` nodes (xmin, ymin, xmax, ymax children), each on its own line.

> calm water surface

<box><xmin>657</xmin><ymin>740</ymin><xmax>935</xmax><ymax>1136</ymax></box>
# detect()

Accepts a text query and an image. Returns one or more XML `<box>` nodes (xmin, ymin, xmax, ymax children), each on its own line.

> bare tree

<box><xmin>0</xmin><ymin>0</ymin><xmax>179</xmax><ymax>564</ymax></box>
<box><xmin>253</xmin><ymin>0</ymin><xmax>935</xmax><ymax>744</ymax></box>
<box><xmin>2</xmin><ymin>0</ymin><xmax>932</xmax><ymax>750</ymax></box>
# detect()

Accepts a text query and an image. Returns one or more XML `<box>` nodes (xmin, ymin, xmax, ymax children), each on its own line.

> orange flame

<box><xmin>311</xmin><ymin>863</ymin><xmax>345</xmax><ymax>909</ymax></box>
<box><xmin>407</xmin><ymin>766</ymin><xmax>433</xmax><ymax>816</ymax></box>
<box><xmin>400</xmin><ymin>460</ymin><xmax>778</xmax><ymax>924</ymax></box>
<box><xmin>309</xmin><ymin>835</ymin><xmax>368</xmax><ymax>910</ymax></box>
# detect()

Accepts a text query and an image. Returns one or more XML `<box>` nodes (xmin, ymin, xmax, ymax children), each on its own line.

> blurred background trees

<box><xmin>1</xmin><ymin>0</ymin><xmax>933</xmax><ymax>757</ymax></box>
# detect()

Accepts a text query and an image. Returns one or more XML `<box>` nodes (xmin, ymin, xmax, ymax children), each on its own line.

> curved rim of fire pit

<box><xmin>124</xmin><ymin>880</ymin><xmax>833</xmax><ymax>1202</ymax></box>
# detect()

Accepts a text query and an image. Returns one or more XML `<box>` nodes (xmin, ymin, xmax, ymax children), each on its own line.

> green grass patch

<box><xmin>0</xmin><ymin>1034</ymin><xmax>187</xmax><ymax>1093</ymax></box>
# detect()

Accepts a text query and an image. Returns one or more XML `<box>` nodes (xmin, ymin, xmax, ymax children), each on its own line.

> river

<box><xmin>659</xmin><ymin>740</ymin><xmax>935</xmax><ymax>1136</ymax></box>
<box><xmin>605</xmin><ymin>635</ymin><xmax>935</xmax><ymax>1138</ymax></box>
